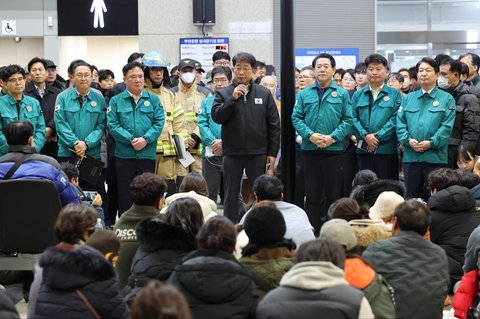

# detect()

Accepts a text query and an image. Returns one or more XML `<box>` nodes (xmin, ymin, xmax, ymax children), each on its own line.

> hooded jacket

<box><xmin>240</xmin><ymin>246</ymin><xmax>295</xmax><ymax>299</ymax></box>
<box><xmin>257</xmin><ymin>261</ymin><xmax>373</xmax><ymax>319</ymax></box>
<box><xmin>0</xmin><ymin>288</ymin><xmax>19</xmax><ymax>319</ymax></box>
<box><xmin>34</xmin><ymin>246</ymin><xmax>128</xmax><ymax>319</ymax></box>
<box><xmin>128</xmin><ymin>218</ymin><xmax>195</xmax><ymax>288</ymax></box>
<box><xmin>169</xmin><ymin>249</ymin><xmax>258</xmax><ymax>319</ymax></box>
<box><xmin>428</xmin><ymin>185</ymin><xmax>480</xmax><ymax>287</ymax></box>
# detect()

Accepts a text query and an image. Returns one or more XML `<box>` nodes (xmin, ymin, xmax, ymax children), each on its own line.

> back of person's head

<box><xmin>164</xmin><ymin>197</ymin><xmax>204</xmax><ymax>238</ymax></box>
<box><xmin>59</xmin><ymin>162</ymin><xmax>80</xmax><ymax>181</ymax></box>
<box><xmin>295</xmin><ymin>239</ymin><xmax>346</xmax><ymax>269</ymax></box>
<box><xmin>54</xmin><ymin>204</ymin><xmax>97</xmax><ymax>244</ymax></box>
<box><xmin>428</xmin><ymin>168</ymin><xmax>462</xmax><ymax>192</ymax></box>
<box><xmin>130</xmin><ymin>173</ymin><xmax>167</xmax><ymax>206</ymax></box>
<box><xmin>130</xmin><ymin>280</ymin><xmax>192</xmax><ymax>319</ymax></box>
<box><xmin>127</xmin><ymin>52</ymin><xmax>144</xmax><ymax>63</ymax></box>
<box><xmin>86</xmin><ymin>229</ymin><xmax>120</xmax><ymax>265</ymax></box>
<box><xmin>319</xmin><ymin>219</ymin><xmax>358</xmax><ymax>252</ymax></box>
<box><xmin>242</xmin><ymin>205</ymin><xmax>295</xmax><ymax>257</ymax></box>
<box><xmin>369</xmin><ymin>191</ymin><xmax>405</xmax><ymax>221</ymax></box>
<box><xmin>196</xmin><ymin>216</ymin><xmax>237</xmax><ymax>253</ymax></box>
<box><xmin>352</xmin><ymin>169</ymin><xmax>378</xmax><ymax>188</ymax></box>
<box><xmin>4</xmin><ymin>120</ymin><xmax>33</xmax><ymax>146</ymax></box>
<box><xmin>253</xmin><ymin>174</ymin><xmax>283</xmax><ymax>201</ymax></box>
<box><xmin>394</xmin><ymin>199</ymin><xmax>431</xmax><ymax>235</ymax></box>
<box><xmin>327</xmin><ymin>198</ymin><xmax>361</xmax><ymax>221</ymax></box>
<box><xmin>178</xmin><ymin>172</ymin><xmax>209</xmax><ymax>197</ymax></box>
<box><xmin>456</xmin><ymin>169</ymin><xmax>480</xmax><ymax>190</ymax></box>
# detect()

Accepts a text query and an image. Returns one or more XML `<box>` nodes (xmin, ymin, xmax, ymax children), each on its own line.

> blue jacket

<box><xmin>0</xmin><ymin>146</ymin><xmax>80</xmax><ymax>207</ymax></box>
<box><xmin>198</xmin><ymin>95</ymin><xmax>222</xmax><ymax>158</ymax></box>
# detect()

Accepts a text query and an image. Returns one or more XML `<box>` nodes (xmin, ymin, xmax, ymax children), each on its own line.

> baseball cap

<box><xmin>319</xmin><ymin>219</ymin><xmax>357</xmax><ymax>251</ymax></box>
<box><xmin>45</xmin><ymin>59</ymin><xmax>57</xmax><ymax>69</ymax></box>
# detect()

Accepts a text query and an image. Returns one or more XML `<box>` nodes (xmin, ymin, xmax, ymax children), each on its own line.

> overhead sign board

<box><xmin>57</xmin><ymin>0</ymin><xmax>138</xmax><ymax>36</ymax></box>
<box><xmin>296</xmin><ymin>48</ymin><xmax>359</xmax><ymax>70</ymax></box>
<box><xmin>180</xmin><ymin>37</ymin><xmax>229</xmax><ymax>74</ymax></box>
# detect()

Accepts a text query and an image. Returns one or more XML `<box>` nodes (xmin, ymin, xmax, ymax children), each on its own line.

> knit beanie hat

<box><xmin>85</xmin><ymin>229</ymin><xmax>120</xmax><ymax>255</ymax></box>
<box><xmin>369</xmin><ymin>191</ymin><xmax>405</xmax><ymax>220</ymax></box>
<box><xmin>319</xmin><ymin>219</ymin><xmax>358</xmax><ymax>251</ymax></box>
<box><xmin>244</xmin><ymin>205</ymin><xmax>286</xmax><ymax>246</ymax></box>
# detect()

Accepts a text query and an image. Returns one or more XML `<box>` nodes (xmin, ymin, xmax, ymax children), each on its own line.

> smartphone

<box><xmin>357</xmin><ymin>140</ymin><xmax>369</xmax><ymax>152</ymax></box>
<box><xmin>84</xmin><ymin>191</ymin><xmax>98</xmax><ymax>202</ymax></box>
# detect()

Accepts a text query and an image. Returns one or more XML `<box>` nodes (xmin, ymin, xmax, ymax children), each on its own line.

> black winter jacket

<box><xmin>212</xmin><ymin>80</ymin><xmax>280</xmax><ymax>157</ymax></box>
<box><xmin>169</xmin><ymin>249</ymin><xmax>258</xmax><ymax>319</ymax></box>
<box><xmin>34</xmin><ymin>246</ymin><xmax>128</xmax><ymax>319</ymax></box>
<box><xmin>428</xmin><ymin>185</ymin><xmax>480</xmax><ymax>287</ymax></box>
<box><xmin>444</xmin><ymin>82</ymin><xmax>480</xmax><ymax>165</ymax></box>
<box><xmin>24</xmin><ymin>82</ymin><xmax>62</xmax><ymax>132</ymax></box>
<box><xmin>350</xmin><ymin>179</ymin><xmax>406</xmax><ymax>208</ymax></box>
<box><xmin>128</xmin><ymin>218</ymin><xmax>195</xmax><ymax>288</ymax></box>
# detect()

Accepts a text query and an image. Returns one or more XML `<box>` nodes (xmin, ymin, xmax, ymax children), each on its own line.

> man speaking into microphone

<box><xmin>212</xmin><ymin>52</ymin><xmax>280</xmax><ymax>222</ymax></box>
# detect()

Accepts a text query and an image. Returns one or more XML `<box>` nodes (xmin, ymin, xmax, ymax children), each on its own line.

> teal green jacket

<box><xmin>396</xmin><ymin>87</ymin><xmax>456</xmax><ymax>164</ymax></box>
<box><xmin>107</xmin><ymin>90</ymin><xmax>165</xmax><ymax>160</ymax></box>
<box><xmin>198</xmin><ymin>95</ymin><xmax>222</xmax><ymax>158</ymax></box>
<box><xmin>352</xmin><ymin>85</ymin><xmax>402</xmax><ymax>154</ymax></box>
<box><xmin>0</xmin><ymin>94</ymin><xmax>46</xmax><ymax>155</ymax></box>
<box><xmin>54</xmin><ymin>89</ymin><xmax>106</xmax><ymax>159</ymax></box>
<box><xmin>292</xmin><ymin>81</ymin><xmax>352</xmax><ymax>152</ymax></box>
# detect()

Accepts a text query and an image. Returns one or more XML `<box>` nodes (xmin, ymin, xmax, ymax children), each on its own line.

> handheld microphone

<box><xmin>243</xmin><ymin>84</ymin><xmax>249</xmax><ymax>104</ymax></box>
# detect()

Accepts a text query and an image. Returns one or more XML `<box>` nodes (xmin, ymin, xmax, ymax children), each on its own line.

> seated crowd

<box><xmin>2</xmin><ymin>164</ymin><xmax>480</xmax><ymax>319</ymax></box>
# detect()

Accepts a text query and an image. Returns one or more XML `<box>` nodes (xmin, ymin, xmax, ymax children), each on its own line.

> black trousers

<box><xmin>357</xmin><ymin>153</ymin><xmax>399</xmax><ymax>180</ymax></box>
<box><xmin>223</xmin><ymin>155</ymin><xmax>266</xmax><ymax>223</ymax></box>
<box><xmin>403</xmin><ymin>162</ymin><xmax>444</xmax><ymax>200</ymax></box>
<box><xmin>116</xmin><ymin>158</ymin><xmax>155</xmax><ymax>215</ymax></box>
<box><xmin>303</xmin><ymin>152</ymin><xmax>343</xmax><ymax>235</ymax></box>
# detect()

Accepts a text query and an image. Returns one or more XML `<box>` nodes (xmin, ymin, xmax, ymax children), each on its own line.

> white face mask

<box><xmin>437</xmin><ymin>76</ymin><xmax>450</xmax><ymax>90</ymax></box>
<box><xmin>181</xmin><ymin>72</ymin><xmax>195</xmax><ymax>84</ymax></box>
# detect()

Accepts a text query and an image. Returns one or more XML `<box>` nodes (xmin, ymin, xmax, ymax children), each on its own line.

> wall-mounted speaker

<box><xmin>193</xmin><ymin>0</ymin><xmax>215</xmax><ymax>26</ymax></box>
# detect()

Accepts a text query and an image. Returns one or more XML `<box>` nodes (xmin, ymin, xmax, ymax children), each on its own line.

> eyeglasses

<box><xmin>75</xmin><ymin>73</ymin><xmax>91</xmax><ymax>79</ymax></box>
<box><xmin>214</xmin><ymin>61</ymin><xmax>230</xmax><ymax>66</ymax></box>
<box><xmin>213</xmin><ymin>78</ymin><xmax>229</xmax><ymax>84</ymax></box>
<box><xmin>298</xmin><ymin>75</ymin><xmax>315</xmax><ymax>79</ymax></box>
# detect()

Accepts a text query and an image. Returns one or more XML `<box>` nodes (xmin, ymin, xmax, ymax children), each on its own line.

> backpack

<box><xmin>363</xmin><ymin>273</ymin><xmax>396</xmax><ymax>319</ymax></box>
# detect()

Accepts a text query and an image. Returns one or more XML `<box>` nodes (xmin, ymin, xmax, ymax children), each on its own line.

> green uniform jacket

<box><xmin>292</xmin><ymin>81</ymin><xmax>352</xmax><ymax>152</ymax></box>
<box><xmin>198</xmin><ymin>95</ymin><xmax>222</xmax><ymax>158</ymax></box>
<box><xmin>0</xmin><ymin>94</ymin><xmax>46</xmax><ymax>155</ymax></box>
<box><xmin>54</xmin><ymin>89</ymin><xmax>106</xmax><ymax>159</ymax></box>
<box><xmin>107</xmin><ymin>90</ymin><xmax>165</xmax><ymax>160</ymax></box>
<box><xmin>396</xmin><ymin>87</ymin><xmax>456</xmax><ymax>164</ymax></box>
<box><xmin>352</xmin><ymin>85</ymin><xmax>402</xmax><ymax>154</ymax></box>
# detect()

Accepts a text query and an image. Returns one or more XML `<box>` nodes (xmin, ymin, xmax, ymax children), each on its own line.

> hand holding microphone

<box><xmin>232</xmin><ymin>84</ymin><xmax>249</xmax><ymax>102</ymax></box>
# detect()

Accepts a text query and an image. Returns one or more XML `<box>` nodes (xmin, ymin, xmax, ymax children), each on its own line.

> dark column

<box><xmin>280</xmin><ymin>0</ymin><xmax>296</xmax><ymax>202</ymax></box>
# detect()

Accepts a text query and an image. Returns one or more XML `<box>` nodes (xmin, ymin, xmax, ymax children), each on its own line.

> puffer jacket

<box><xmin>240</xmin><ymin>247</ymin><xmax>295</xmax><ymax>299</ymax></box>
<box><xmin>350</xmin><ymin>179</ymin><xmax>406</xmax><ymax>208</ymax></box>
<box><xmin>34</xmin><ymin>246</ymin><xmax>128</xmax><ymax>319</ymax></box>
<box><xmin>428</xmin><ymin>185</ymin><xmax>480</xmax><ymax>288</ymax></box>
<box><xmin>0</xmin><ymin>145</ymin><xmax>80</xmax><ymax>206</ymax></box>
<box><xmin>169</xmin><ymin>249</ymin><xmax>258</xmax><ymax>319</ymax></box>
<box><xmin>127</xmin><ymin>218</ymin><xmax>195</xmax><ymax>288</ymax></box>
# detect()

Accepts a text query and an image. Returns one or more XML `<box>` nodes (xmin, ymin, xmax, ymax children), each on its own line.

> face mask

<box><xmin>402</xmin><ymin>78</ymin><xmax>410</xmax><ymax>89</ymax></box>
<box><xmin>437</xmin><ymin>76</ymin><xmax>450</xmax><ymax>90</ymax></box>
<box><xmin>181</xmin><ymin>72</ymin><xmax>195</xmax><ymax>84</ymax></box>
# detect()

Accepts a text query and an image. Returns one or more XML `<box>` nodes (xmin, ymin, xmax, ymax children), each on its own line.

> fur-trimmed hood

<box><xmin>352</xmin><ymin>225</ymin><xmax>391</xmax><ymax>250</ymax></box>
<box><xmin>39</xmin><ymin>246</ymin><xmax>115</xmax><ymax>289</ymax></box>
<box><xmin>136</xmin><ymin>218</ymin><xmax>196</xmax><ymax>253</ymax></box>
<box><xmin>351</xmin><ymin>179</ymin><xmax>406</xmax><ymax>207</ymax></box>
